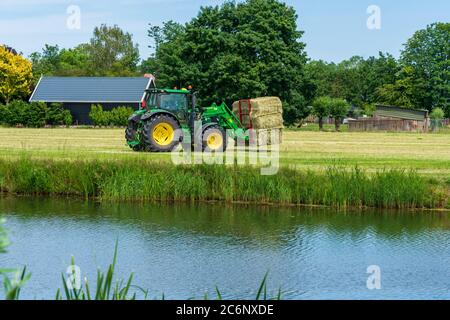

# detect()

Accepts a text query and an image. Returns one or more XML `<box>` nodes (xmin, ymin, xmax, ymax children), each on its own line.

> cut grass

<box><xmin>0</xmin><ymin>127</ymin><xmax>449</xmax><ymax>176</ymax></box>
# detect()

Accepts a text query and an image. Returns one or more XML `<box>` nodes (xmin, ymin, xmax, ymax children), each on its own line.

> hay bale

<box><xmin>252</xmin><ymin>113</ymin><xmax>284</xmax><ymax>129</ymax></box>
<box><xmin>233</xmin><ymin>97</ymin><xmax>284</xmax><ymax>130</ymax></box>
<box><xmin>249</xmin><ymin>128</ymin><xmax>283</xmax><ymax>146</ymax></box>
<box><xmin>232</xmin><ymin>97</ymin><xmax>283</xmax><ymax>118</ymax></box>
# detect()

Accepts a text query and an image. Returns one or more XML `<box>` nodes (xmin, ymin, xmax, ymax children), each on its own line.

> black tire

<box><xmin>126</xmin><ymin>120</ymin><xmax>144</xmax><ymax>151</ymax></box>
<box><xmin>202</xmin><ymin>125</ymin><xmax>227</xmax><ymax>152</ymax></box>
<box><xmin>143</xmin><ymin>114</ymin><xmax>181</xmax><ymax>152</ymax></box>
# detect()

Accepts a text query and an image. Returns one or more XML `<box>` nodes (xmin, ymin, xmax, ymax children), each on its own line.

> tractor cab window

<box><xmin>159</xmin><ymin>94</ymin><xmax>188</xmax><ymax>112</ymax></box>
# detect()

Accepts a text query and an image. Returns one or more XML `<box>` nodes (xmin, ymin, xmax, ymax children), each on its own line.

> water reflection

<box><xmin>1</xmin><ymin>196</ymin><xmax>450</xmax><ymax>300</ymax></box>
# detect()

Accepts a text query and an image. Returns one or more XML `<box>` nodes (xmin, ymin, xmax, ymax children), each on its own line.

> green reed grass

<box><xmin>0</xmin><ymin>158</ymin><xmax>446</xmax><ymax>209</ymax></box>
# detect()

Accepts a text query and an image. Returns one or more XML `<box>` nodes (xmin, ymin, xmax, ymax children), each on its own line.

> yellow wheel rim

<box><xmin>153</xmin><ymin>122</ymin><xmax>175</xmax><ymax>146</ymax></box>
<box><xmin>206</xmin><ymin>132</ymin><xmax>223</xmax><ymax>150</ymax></box>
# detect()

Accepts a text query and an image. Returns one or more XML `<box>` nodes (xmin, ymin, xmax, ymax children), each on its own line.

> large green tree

<box><xmin>143</xmin><ymin>0</ymin><xmax>309</xmax><ymax>125</ymax></box>
<box><xmin>400</xmin><ymin>22</ymin><xmax>449</xmax><ymax>114</ymax></box>
<box><xmin>377</xmin><ymin>23</ymin><xmax>449</xmax><ymax>113</ymax></box>
<box><xmin>86</xmin><ymin>24</ymin><xmax>140</xmax><ymax>76</ymax></box>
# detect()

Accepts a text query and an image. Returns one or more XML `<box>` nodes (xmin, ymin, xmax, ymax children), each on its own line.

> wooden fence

<box><xmin>348</xmin><ymin>119</ymin><xmax>428</xmax><ymax>132</ymax></box>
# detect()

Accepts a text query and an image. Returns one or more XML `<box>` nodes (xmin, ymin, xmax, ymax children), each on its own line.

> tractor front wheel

<box><xmin>202</xmin><ymin>125</ymin><xmax>227</xmax><ymax>152</ymax></box>
<box><xmin>143</xmin><ymin>114</ymin><xmax>181</xmax><ymax>152</ymax></box>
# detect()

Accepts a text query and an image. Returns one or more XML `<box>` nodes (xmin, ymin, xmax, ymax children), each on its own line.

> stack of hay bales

<box><xmin>232</xmin><ymin>97</ymin><xmax>284</xmax><ymax>145</ymax></box>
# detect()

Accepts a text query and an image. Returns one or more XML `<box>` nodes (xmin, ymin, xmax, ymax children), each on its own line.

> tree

<box><xmin>145</xmin><ymin>0</ymin><xmax>309</xmax><ymax>124</ymax></box>
<box><xmin>30</xmin><ymin>44</ymin><xmax>89</xmax><ymax>81</ymax></box>
<box><xmin>86</xmin><ymin>24</ymin><xmax>140</xmax><ymax>76</ymax></box>
<box><xmin>400</xmin><ymin>22</ymin><xmax>450</xmax><ymax>114</ymax></box>
<box><xmin>305</xmin><ymin>53</ymin><xmax>398</xmax><ymax>112</ymax></box>
<box><xmin>312</xmin><ymin>96</ymin><xmax>332</xmax><ymax>131</ymax></box>
<box><xmin>0</xmin><ymin>46</ymin><xmax>33</xmax><ymax>104</ymax></box>
<box><xmin>329</xmin><ymin>98</ymin><xmax>350</xmax><ymax>131</ymax></box>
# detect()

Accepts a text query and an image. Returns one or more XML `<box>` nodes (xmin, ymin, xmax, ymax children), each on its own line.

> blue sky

<box><xmin>0</xmin><ymin>0</ymin><xmax>449</xmax><ymax>62</ymax></box>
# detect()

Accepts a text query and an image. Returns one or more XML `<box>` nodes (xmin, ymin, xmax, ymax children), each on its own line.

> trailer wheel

<box><xmin>143</xmin><ymin>114</ymin><xmax>181</xmax><ymax>152</ymax></box>
<box><xmin>202</xmin><ymin>125</ymin><xmax>227</xmax><ymax>152</ymax></box>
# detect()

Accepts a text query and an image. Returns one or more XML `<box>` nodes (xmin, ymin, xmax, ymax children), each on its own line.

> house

<box><xmin>349</xmin><ymin>105</ymin><xmax>429</xmax><ymax>132</ymax></box>
<box><xmin>29</xmin><ymin>76</ymin><xmax>155</xmax><ymax>124</ymax></box>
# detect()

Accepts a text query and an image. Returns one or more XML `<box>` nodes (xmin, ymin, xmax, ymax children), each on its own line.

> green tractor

<box><xmin>126</xmin><ymin>86</ymin><xmax>248</xmax><ymax>152</ymax></box>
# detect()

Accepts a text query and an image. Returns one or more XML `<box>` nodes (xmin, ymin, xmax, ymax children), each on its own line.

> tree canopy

<box><xmin>143</xmin><ymin>0</ymin><xmax>309</xmax><ymax>124</ymax></box>
<box><xmin>376</xmin><ymin>23</ymin><xmax>449</xmax><ymax>114</ymax></box>
<box><xmin>30</xmin><ymin>25</ymin><xmax>140</xmax><ymax>80</ymax></box>
<box><xmin>0</xmin><ymin>46</ymin><xmax>33</xmax><ymax>104</ymax></box>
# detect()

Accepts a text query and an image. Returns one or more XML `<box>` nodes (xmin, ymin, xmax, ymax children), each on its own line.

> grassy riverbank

<box><xmin>0</xmin><ymin>127</ymin><xmax>449</xmax><ymax>176</ymax></box>
<box><xmin>0</xmin><ymin>158</ymin><xmax>448</xmax><ymax>209</ymax></box>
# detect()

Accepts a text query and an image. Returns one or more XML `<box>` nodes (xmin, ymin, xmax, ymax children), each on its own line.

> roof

<box><xmin>30</xmin><ymin>77</ymin><xmax>154</xmax><ymax>103</ymax></box>
<box><xmin>375</xmin><ymin>105</ymin><xmax>429</xmax><ymax>121</ymax></box>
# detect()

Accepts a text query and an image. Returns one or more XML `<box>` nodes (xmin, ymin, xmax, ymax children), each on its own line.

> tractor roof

<box><xmin>146</xmin><ymin>88</ymin><xmax>191</xmax><ymax>94</ymax></box>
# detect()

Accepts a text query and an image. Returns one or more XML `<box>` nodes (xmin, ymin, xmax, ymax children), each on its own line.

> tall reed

<box><xmin>0</xmin><ymin>158</ymin><xmax>446</xmax><ymax>209</ymax></box>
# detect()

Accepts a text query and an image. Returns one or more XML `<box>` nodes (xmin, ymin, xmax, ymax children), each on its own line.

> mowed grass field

<box><xmin>0</xmin><ymin>127</ymin><xmax>449</xmax><ymax>176</ymax></box>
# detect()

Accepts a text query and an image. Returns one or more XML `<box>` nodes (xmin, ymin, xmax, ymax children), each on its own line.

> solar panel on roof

<box><xmin>30</xmin><ymin>77</ymin><xmax>153</xmax><ymax>103</ymax></box>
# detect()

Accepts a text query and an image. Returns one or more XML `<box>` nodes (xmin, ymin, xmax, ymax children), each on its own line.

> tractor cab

<box><xmin>143</xmin><ymin>88</ymin><xmax>195</xmax><ymax>111</ymax></box>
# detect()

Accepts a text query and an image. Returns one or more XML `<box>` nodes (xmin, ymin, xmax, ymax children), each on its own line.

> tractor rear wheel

<box><xmin>202</xmin><ymin>125</ymin><xmax>227</xmax><ymax>152</ymax></box>
<box><xmin>126</xmin><ymin>120</ymin><xmax>144</xmax><ymax>151</ymax></box>
<box><xmin>143</xmin><ymin>114</ymin><xmax>181</xmax><ymax>152</ymax></box>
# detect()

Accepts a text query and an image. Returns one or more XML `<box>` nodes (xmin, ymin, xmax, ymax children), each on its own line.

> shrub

<box><xmin>109</xmin><ymin>106</ymin><xmax>134</xmax><ymax>126</ymax></box>
<box><xmin>0</xmin><ymin>100</ymin><xmax>72</xmax><ymax>127</ymax></box>
<box><xmin>47</xmin><ymin>103</ymin><xmax>73</xmax><ymax>126</ymax></box>
<box><xmin>430</xmin><ymin>107</ymin><xmax>445</xmax><ymax>120</ymax></box>
<box><xmin>89</xmin><ymin>105</ymin><xmax>134</xmax><ymax>127</ymax></box>
<box><xmin>89</xmin><ymin>104</ymin><xmax>109</xmax><ymax>126</ymax></box>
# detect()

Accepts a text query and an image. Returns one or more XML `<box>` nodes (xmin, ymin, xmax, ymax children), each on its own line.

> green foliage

<box><xmin>87</xmin><ymin>24</ymin><xmax>140</xmax><ymax>76</ymax></box>
<box><xmin>312</xmin><ymin>97</ymin><xmax>349</xmax><ymax>131</ymax></box>
<box><xmin>30</xmin><ymin>25</ymin><xmax>140</xmax><ymax>79</ymax></box>
<box><xmin>144</xmin><ymin>0</ymin><xmax>309</xmax><ymax>124</ymax></box>
<box><xmin>89</xmin><ymin>104</ymin><xmax>108</xmax><ymax>127</ymax></box>
<box><xmin>304</xmin><ymin>53</ymin><xmax>399</xmax><ymax>109</ymax></box>
<box><xmin>57</xmin><ymin>242</ymin><xmax>140</xmax><ymax>300</ymax></box>
<box><xmin>89</xmin><ymin>105</ymin><xmax>134</xmax><ymax>127</ymax></box>
<box><xmin>109</xmin><ymin>107</ymin><xmax>135</xmax><ymax>126</ymax></box>
<box><xmin>0</xmin><ymin>219</ymin><xmax>7</xmax><ymax>254</ymax></box>
<box><xmin>0</xmin><ymin>100</ymin><xmax>72</xmax><ymax>127</ymax></box>
<box><xmin>401</xmin><ymin>22</ymin><xmax>450</xmax><ymax>114</ymax></box>
<box><xmin>312</xmin><ymin>96</ymin><xmax>332</xmax><ymax>130</ymax></box>
<box><xmin>430</xmin><ymin>107</ymin><xmax>445</xmax><ymax>120</ymax></box>
<box><xmin>0</xmin><ymin>159</ymin><xmax>444</xmax><ymax>209</ymax></box>
<box><xmin>47</xmin><ymin>103</ymin><xmax>73</xmax><ymax>126</ymax></box>
<box><xmin>0</xmin><ymin>219</ymin><xmax>30</xmax><ymax>300</ymax></box>
<box><xmin>329</xmin><ymin>98</ymin><xmax>350</xmax><ymax>131</ymax></box>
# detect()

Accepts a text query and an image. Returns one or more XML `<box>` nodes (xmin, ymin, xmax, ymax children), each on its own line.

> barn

<box><xmin>29</xmin><ymin>76</ymin><xmax>155</xmax><ymax>125</ymax></box>
<box><xmin>349</xmin><ymin>105</ymin><xmax>430</xmax><ymax>132</ymax></box>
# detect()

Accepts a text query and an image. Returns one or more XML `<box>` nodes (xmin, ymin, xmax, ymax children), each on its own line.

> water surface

<box><xmin>1</xmin><ymin>197</ymin><xmax>450</xmax><ymax>300</ymax></box>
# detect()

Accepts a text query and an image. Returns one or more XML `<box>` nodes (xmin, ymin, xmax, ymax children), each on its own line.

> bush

<box><xmin>89</xmin><ymin>104</ymin><xmax>108</xmax><ymax>126</ymax></box>
<box><xmin>430</xmin><ymin>107</ymin><xmax>445</xmax><ymax>120</ymax></box>
<box><xmin>0</xmin><ymin>100</ymin><xmax>72</xmax><ymax>127</ymax></box>
<box><xmin>89</xmin><ymin>104</ymin><xmax>134</xmax><ymax>127</ymax></box>
<box><xmin>47</xmin><ymin>103</ymin><xmax>73</xmax><ymax>126</ymax></box>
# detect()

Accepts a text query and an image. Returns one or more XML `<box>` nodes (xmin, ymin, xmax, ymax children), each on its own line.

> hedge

<box><xmin>0</xmin><ymin>100</ymin><xmax>72</xmax><ymax>127</ymax></box>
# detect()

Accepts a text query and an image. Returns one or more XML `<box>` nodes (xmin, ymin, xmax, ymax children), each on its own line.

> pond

<box><xmin>1</xmin><ymin>197</ymin><xmax>450</xmax><ymax>300</ymax></box>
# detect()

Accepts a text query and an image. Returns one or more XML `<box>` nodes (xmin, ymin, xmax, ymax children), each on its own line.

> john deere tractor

<box><xmin>126</xmin><ymin>86</ymin><xmax>248</xmax><ymax>152</ymax></box>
